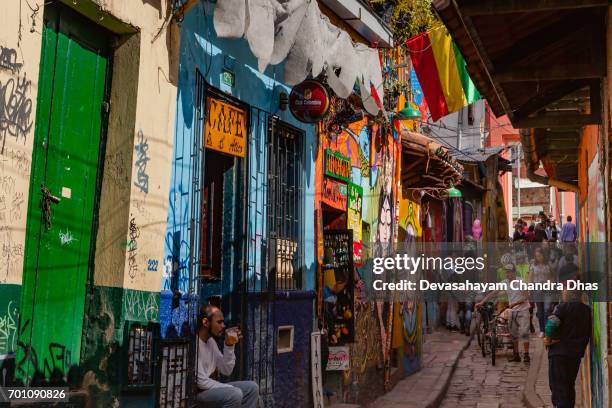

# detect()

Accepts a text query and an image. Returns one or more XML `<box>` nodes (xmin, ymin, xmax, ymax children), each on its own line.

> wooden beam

<box><xmin>402</xmin><ymin>158</ymin><xmax>424</xmax><ymax>173</ymax></box>
<box><xmin>514</xmin><ymin>113</ymin><xmax>600</xmax><ymax>128</ymax></box>
<box><xmin>589</xmin><ymin>79</ymin><xmax>602</xmax><ymax>121</ymax></box>
<box><xmin>456</xmin><ymin>12</ymin><xmax>516</xmax><ymax>119</ymax></box>
<box><xmin>462</xmin><ymin>0</ymin><xmax>609</xmax><ymax>16</ymax></box>
<box><xmin>512</xmin><ymin>80</ymin><xmax>586</xmax><ymax>120</ymax></box>
<box><xmin>492</xmin><ymin>14</ymin><xmax>590</xmax><ymax>70</ymax></box>
<box><xmin>495</xmin><ymin>64</ymin><xmax>605</xmax><ymax>82</ymax></box>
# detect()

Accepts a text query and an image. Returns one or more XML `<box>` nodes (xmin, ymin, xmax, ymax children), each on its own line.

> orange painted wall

<box><xmin>578</xmin><ymin>125</ymin><xmax>599</xmax><ymax>208</ymax></box>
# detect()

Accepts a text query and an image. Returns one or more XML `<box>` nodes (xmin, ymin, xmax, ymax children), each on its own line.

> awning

<box><xmin>450</xmin><ymin>146</ymin><xmax>513</xmax><ymax>173</ymax></box>
<box><xmin>401</xmin><ymin>130</ymin><xmax>463</xmax><ymax>196</ymax></box>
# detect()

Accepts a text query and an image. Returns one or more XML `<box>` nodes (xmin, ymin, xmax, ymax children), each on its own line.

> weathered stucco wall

<box><xmin>81</xmin><ymin>0</ymin><xmax>179</xmax><ymax>293</ymax></box>
<box><xmin>0</xmin><ymin>0</ymin><xmax>45</xmax><ymax>362</ymax></box>
<box><xmin>0</xmin><ymin>1</ymin><xmax>178</xmax><ymax>396</ymax></box>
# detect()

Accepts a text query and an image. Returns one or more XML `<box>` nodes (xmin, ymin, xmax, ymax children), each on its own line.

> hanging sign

<box><xmin>326</xmin><ymin>346</ymin><xmax>350</xmax><ymax>371</ymax></box>
<box><xmin>311</xmin><ymin>332</ymin><xmax>324</xmax><ymax>408</ymax></box>
<box><xmin>289</xmin><ymin>80</ymin><xmax>330</xmax><ymax>123</ymax></box>
<box><xmin>324</xmin><ymin>149</ymin><xmax>351</xmax><ymax>182</ymax></box>
<box><xmin>322</xmin><ymin>177</ymin><xmax>347</xmax><ymax>211</ymax></box>
<box><xmin>347</xmin><ymin>183</ymin><xmax>363</xmax><ymax>263</ymax></box>
<box><xmin>204</xmin><ymin>96</ymin><xmax>247</xmax><ymax>157</ymax></box>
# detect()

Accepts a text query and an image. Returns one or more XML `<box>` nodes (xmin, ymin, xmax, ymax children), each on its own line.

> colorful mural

<box><xmin>397</xmin><ymin>193</ymin><xmax>423</xmax><ymax>374</ymax></box>
<box><xmin>315</xmin><ymin>113</ymin><xmax>426</xmax><ymax>398</ymax></box>
<box><xmin>584</xmin><ymin>152</ymin><xmax>608</xmax><ymax>408</ymax></box>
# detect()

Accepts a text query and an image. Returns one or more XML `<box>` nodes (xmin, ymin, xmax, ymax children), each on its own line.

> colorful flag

<box><xmin>406</xmin><ymin>25</ymin><xmax>481</xmax><ymax>122</ymax></box>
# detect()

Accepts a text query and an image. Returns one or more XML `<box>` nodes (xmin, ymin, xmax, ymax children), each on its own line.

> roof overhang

<box><xmin>432</xmin><ymin>0</ymin><xmax>607</xmax><ymax>128</ymax></box>
<box><xmin>433</xmin><ymin>0</ymin><xmax>608</xmax><ymax>189</ymax></box>
<box><xmin>319</xmin><ymin>0</ymin><xmax>394</xmax><ymax>47</ymax></box>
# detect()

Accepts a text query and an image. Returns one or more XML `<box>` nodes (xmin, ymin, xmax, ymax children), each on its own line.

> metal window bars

<box><xmin>126</xmin><ymin>322</ymin><xmax>156</xmax><ymax>388</ymax></box>
<box><xmin>156</xmin><ymin>339</ymin><xmax>190</xmax><ymax>408</ymax></box>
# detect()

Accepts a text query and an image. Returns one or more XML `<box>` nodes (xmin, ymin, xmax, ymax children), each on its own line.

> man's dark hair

<box><xmin>567</xmin><ymin>215</ymin><xmax>572</xmax><ymax>222</ymax></box>
<box><xmin>197</xmin><ymin>305</ymin><xmax>220</xmax><ymax>330</ymax></box>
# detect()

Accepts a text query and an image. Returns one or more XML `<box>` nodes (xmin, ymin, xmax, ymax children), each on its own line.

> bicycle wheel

<box><xmin>490</xmin><ymin>334</ymin><xmax>496</xmax><ymax>366</ymax></box>
<box><xmin>479</xmin><ymin>324</ymin><xmax>487</xmax><ymax>357</ymax></box>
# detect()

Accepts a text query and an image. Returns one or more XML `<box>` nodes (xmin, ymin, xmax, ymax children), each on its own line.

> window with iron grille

<box><xmin>157</xmin><ymin>339</ymin><xmax>190</xmax><ymax>408</ymax></box>
<box><xmin>266</xmin><ymin>118</ymin><xmax>304</xmax><ymax>291</ymax></box>
<box><xmin>125</xmin><ymin>322</ymin><xmax>156</xmax><ymax>389</ymax></box>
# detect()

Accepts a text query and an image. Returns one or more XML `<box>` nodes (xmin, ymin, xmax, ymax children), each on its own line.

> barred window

<box><xmin>267</xmin><ymin>119</ymin><xmax>304</xmax><ymax>290</ymax></box>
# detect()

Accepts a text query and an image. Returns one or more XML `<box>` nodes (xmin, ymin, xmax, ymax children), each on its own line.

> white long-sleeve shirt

<box><xmin>196</xmin><ymin>336</ymin><xmax>236</xmax><ymax>390</ymax></box>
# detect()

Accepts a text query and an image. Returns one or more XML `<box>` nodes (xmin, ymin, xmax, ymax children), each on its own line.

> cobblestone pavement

<box><xmin>439</xmin><ymin>336</ymin><xmax>530</xmax><ymax>408</ymax></box>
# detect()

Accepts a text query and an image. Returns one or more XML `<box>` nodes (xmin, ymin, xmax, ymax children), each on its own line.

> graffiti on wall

<box><xmin>0</xmin><ymin>300</ymin><xmax>18</xmax><ymax>356</ymax></box>
<box><xmin>133</xmin><ymin>130</ymin><xmax>150</xmax><ymax>194</ymax></box>
<box><xmin>0</xmin><ymin>68</ymin><xmax>32</xmax><ymax>155</ymax></box>
<box><xmin>0</xmin><ymin>47</ymin><xmax>22</xmax><ymax>74</ymax></box>
<box><xmin>123</xmin><ymin>290</ymin><xmax>159</xmax><ymax>322</ymax></box>
<box><xmin>127</xmin><ymin>216</ymin><xmax>140</xmax><ymax>280</ymax></box>
<box><xmin>346</xmin><ymin>302</ymin><xmax>382</xmax><ymax>402</ymax></box>
<box><xmin>163</xmin><ymin>185</ymin><xmax>190</xmax><ymax>293</ymax></box>
<box><xmin>0</xmin><ymin>43</ymin><xmax>32</xmax><ymax>289</ymax></box>
<box><xmin>15</xmin><ymin>320</ymin><xmax>73</xmax><ymax>385</ymax></box>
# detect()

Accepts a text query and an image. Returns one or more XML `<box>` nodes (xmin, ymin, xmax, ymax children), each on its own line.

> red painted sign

<box><xmin>322</xmin><ymin>177</ymin><xmax>347</xmax><ymax>211</ymax></box>
<box><xmin>289</xmin><ymin>80</ymin><xmax>330</xmax><ymax>123</ymax></box>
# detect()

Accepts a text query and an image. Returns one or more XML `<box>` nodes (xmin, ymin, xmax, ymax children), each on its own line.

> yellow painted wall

<box><xmin>0</xmin><ymin>0</ymin><xmax>179</xmax><ymax>293</ymax></box>
<box><xmin>0</xmin><ymin>1</ymin><xmax>45</xmax><ymax>286</ymax></box>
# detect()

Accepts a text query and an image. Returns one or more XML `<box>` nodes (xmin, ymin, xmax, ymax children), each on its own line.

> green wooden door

<box><xmin>17</xmin><ymin>4</ymin><xmax>110</xmax><ymax>384</ymax></box>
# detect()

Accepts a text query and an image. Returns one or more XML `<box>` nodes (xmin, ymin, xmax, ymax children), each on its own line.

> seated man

<box><xmin>196</xmin><ymin>305</ymin><xmax>259</xmax><ymax>408</ymax></box>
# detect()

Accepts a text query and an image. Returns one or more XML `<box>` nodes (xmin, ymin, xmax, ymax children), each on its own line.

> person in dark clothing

<box><xmin>525</xmin><ymin>224</ymin><xmax>536</xmax><ymax>242</ymax></box>
<box><xmin>544</xmin><ymin>289</ymin><xmax>591</xmax><ymax>408</ymax></box>
<box><xmin>534</xmin><ymin>223</ymin><xmax>548</xmax><ymax>242</ymax></box>
<box><xmin>513</xmin><ymin>223</ymin><xmax>525</xmax><ymax>242</ymax></box>
<box><xmin>558</xmin><ymin>254</ymin><xmax>579</xmax><ymax>282</ymax></box>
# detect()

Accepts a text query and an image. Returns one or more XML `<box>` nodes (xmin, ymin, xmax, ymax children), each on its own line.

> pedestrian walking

<box><xmin>476</xmin><ymin>263</ymin><xmax>531</xmax><ymax>363</ymax></box>
<box><xmin>544</xmin><ymin>288</ymin><xmax>591</xmax><ymax>408</ymax></box>
<box><xmin>560</xmin><ymin>216</ymin><xmax>578</xmax><ymax>242</ymax></box>
<box><xmin>529</xmin><ymin>247</ymin><xmax>554</xmax><ymax>338</ymax></box>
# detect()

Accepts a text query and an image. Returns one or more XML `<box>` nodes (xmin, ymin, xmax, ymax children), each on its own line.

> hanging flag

<box><xmin>406</xmin><ymin>25</ymin><xmax>481</xmax><ymax>122</ymax></box>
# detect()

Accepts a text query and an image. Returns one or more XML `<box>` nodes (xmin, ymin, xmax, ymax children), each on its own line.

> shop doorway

<box><xmin>18</xmin><ymin>3</ymin><xmax>112</xmax><ymax>384</ymax></box>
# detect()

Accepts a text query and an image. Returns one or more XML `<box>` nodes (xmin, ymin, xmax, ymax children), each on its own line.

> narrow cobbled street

<box><xmin>439</xmin><ymin>338</ymin><xmax>529</xmax><ymax>408</ymax></box>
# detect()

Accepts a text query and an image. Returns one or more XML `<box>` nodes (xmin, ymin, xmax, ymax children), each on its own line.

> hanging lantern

<box><xmin>447</xmin><ymin>184</ymin><xmax>462</xmax><ymax>198</ymax></box>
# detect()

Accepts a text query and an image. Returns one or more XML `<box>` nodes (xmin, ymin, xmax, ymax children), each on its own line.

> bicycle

<box><xmin>474</xmin><ymin>302</ymin><xmax>495</xmax><ymax>359</ymax></box>
<box><xmin>475</xmin><ymin>304</ymin><xmax>515</xmax><ymax>366</ymax></box>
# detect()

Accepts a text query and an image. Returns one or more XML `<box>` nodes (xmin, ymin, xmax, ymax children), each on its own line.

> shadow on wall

<box><xmin>162</xmin><ymin>2</ymin><xmax>316</xmax><ymax>338</ymax></box>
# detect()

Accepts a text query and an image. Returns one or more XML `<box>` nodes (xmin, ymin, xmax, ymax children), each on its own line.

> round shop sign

<box><xmin>289</xmin><ymin>80</ymin><xmax>330</xmax><ymax>123</ymax></box>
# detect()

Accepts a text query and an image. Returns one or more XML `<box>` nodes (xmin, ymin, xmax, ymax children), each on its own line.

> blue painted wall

<box><xmin>161</xmin><ymin>2</ymin><xmax>316</xmax><ymax>400</ymax></box>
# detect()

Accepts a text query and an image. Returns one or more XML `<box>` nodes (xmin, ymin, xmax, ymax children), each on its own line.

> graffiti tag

<box><xmin>127</xmin><ymin>217</ymin><xmax>139</xmax><ymax>279</ymax></box>
<box><xmin>0</xmin><ymin>47</ymin><xmax>22</xmax><ymax>74</ymax></box>
<box><xmin>0</xmin><ymin>73</ymin><xmax>32</xmax><ymax>155</ymax></box>
<box><xmin>0</xmin><ymin>300</ymin><xmax>18</xmax><ymax>356</ymax></box>
<box><xmin>59</xmin><ymin>229</ymin><xmax>77</xmax><ymax>246</ymax></box>
<box><xmin>133</xmin><ymin>130</ymin><xmax>150</xmax><ymax>194</ymax></box>
<box><xmin>123</xmin><ymin>290</ymin><xmax>159</xmax><ymax>322</ymax></box>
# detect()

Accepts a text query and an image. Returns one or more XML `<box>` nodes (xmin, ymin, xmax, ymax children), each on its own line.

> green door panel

<box><xmin>17</xmin><ymin>4</ymin><xmax>110</xmax><ymax>384</ymax></box>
